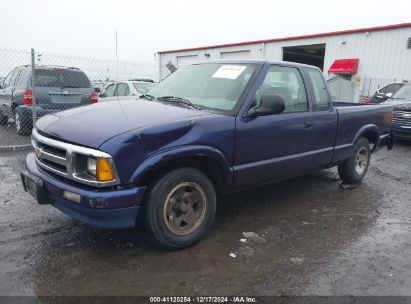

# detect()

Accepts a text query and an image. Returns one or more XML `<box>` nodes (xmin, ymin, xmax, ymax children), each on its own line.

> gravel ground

<box><xmin>0</xmin><ymin>142</ymin><xmax>410</xmax><ymax>297</ymax></box>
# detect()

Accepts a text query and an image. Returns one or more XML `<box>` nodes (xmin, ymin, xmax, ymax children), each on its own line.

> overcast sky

<box><xmin>1</xmin><ymin>0</ymin><xmax>410</xmax><ymax>63</ymax></box>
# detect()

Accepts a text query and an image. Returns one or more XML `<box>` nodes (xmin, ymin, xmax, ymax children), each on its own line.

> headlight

<box><xmin>87</xmin><ymin>157</ymin><xmax>97</xmax><ymax>176</ymax></box>
<box><xmin>86</xmin><ymin>156</ymin><xmax>115</xmax><ymax>182</ymax></box>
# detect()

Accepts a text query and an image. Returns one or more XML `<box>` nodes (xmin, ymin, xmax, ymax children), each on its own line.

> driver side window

<box><xmin>103</xmin><ymin>84</ymin><xmax>116</xmax><ymax>97</ymax></box>
<box><xmin>254</xmin><ymin>65</ymin><xmax>308</xmax><ymax>113</ymax></box>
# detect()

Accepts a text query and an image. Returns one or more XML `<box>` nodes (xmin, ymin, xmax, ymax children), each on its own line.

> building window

<box><xmin>407</xmin><ymin>37</ymin><xmax>411</xmax><ymax>49</ymax></box>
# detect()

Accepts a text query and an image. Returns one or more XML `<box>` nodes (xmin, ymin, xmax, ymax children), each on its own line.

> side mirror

<box><xmin>386</xmin><ymin>92</ymin><xmax>393</xmax><ymax>98</ymax></box>
<box><xmin>248</xmin><ymin>95</ymin><xmax>285</xmax><ymax>117</ymax></box>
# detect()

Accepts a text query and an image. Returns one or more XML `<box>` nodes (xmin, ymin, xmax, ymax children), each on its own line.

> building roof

<box><xmin>158</xmin><ymin>22</ymin><xmax>411</xmax><ymax>54</ymax></box>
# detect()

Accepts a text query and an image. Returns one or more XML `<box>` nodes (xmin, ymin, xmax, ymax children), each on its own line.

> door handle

<box><xmin>304</xmin><ymin>120</ymin><xmax>314</xmax><ymax>128</ymax></box>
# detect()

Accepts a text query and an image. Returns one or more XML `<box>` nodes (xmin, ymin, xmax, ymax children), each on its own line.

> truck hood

<box><xmin>35</xmin><ymin>99</ymin><xmax>211</xmax><ymax>148</ymax></box>
<box><xmin>383</xmin><ymin>99</ymin><xmax>411</xmax><ymax>111</ymax></box>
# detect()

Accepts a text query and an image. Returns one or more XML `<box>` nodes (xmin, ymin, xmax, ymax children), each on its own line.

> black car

<box><xmin>383</xmin><ymin>84</ymin><xmax>411</xmax><ymax>140</ymax></box>
<box><xmin>371</xmin><ymin>83</ymin><xmax>405</xmax><ymax>103</ymax></box>
<box><xmin>0</xmin><ymin>65</ymin><xmax>97</xmax><ymax>135</ymax></box>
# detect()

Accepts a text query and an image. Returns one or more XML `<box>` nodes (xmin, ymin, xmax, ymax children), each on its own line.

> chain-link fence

<box><xmin>0</xmin><ymin>47</ymin><xmax>159</xmax><ymax>150</ymax></box>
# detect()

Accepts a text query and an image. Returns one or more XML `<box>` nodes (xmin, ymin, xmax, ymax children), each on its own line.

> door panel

<box><xmin>304</xmin><ymin>68</ymin><xmax>337</xmax><ymax>163</ymax></box>
<box><xmin>234</xmin><ymin>65</ymin><xmax>329</xmax><ymax>188</ymax></box>
<box><xmin>234</xmin><ymin>112</ymin><xmax>324</xmax><ymax>187</ymax></box>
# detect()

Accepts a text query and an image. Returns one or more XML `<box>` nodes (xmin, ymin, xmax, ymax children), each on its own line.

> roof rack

<box><xmin>34</xmin><ymin>65</ymin><xmax>80</xmax><ymax>70</ymax></box>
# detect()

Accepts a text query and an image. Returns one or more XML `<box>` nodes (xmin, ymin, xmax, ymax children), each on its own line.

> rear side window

<box><xmin>15</xmin><ymin>69</ymin><xmax>31</xmax><ymax>87</ymax></box>
<box><xmin>8</xmin><ymin>69</ymin><xmax>20</xmax><ymax>87</ymax></box>
<box><xmin>34</xmin><ymin>69</ymin><xmax>91</xmax><ymax>88</ymax></box>
<box><xmin>306</xmin><ymin>68</ymin><xmax>330</xmax><ymax>111</ymax></box>
<box><xmin>3</xmin><ymin>71</ymin><xmax>14</xmax><ymax>88</ymax></box>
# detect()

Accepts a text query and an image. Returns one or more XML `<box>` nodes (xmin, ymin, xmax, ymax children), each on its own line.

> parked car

<box><xmin>92</xmin><ymin>81</ymin><xmax>113</xmax><ymax>94</ymax></box>
<box><xmin>0</xmin><ymin>65</ymin><xmax>97</xmax><ymax>135</ymax></box>
<box><xmin>21</xmin><ymin>60</ymin><xmax>394</xmax><ymax>249</ymax></box>
<box><xmin>371</xmin><ymin>82</ymin><xmax>406</xmax><ymax>103</ymax></box>
<box><xmin>383</xmin><ymin>83</ymin><xmax>411</xmax><ymax>140</ymax></box>
<box><xmin>99</xmin><ymin>80</ymin><xmax>155</xmax><ymax>102</ymax></box>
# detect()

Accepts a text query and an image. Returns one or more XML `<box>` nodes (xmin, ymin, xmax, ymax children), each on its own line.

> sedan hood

<box><xmin>36</xmin><ymin>99</ymin><xmax>211</xmax><ymax>148</ymax></box>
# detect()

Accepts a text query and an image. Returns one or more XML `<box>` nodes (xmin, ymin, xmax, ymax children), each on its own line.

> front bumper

<box><xmin>22</xmin><ymin>153</ymin><xmax>146</xmax><ymax>229</ymax></box>
<box><xmin>391</xmin><ymin>126</ymin><xmax>411</xmax><ymax>141</ymax></box>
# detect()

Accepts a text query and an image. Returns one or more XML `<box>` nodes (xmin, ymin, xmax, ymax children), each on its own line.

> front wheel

<box><xmin>338</xmin><ymin>137</ymin><xmax>371</xmax><ymax>184</ymax></box>
<box><xmin>144</xmin><ymin>167</ymin><xmax>217</xmax><ymax>250</ymax></box>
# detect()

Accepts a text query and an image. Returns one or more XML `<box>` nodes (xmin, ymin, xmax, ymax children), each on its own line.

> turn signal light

<box><xmin>385</xmin><ymin>111</ymin><xmax>393</xmax><ymax>126</ymax></box>
<box><xmin>96</xmin><ymin>159</ymin><xmax>115</xmax><ymax>182</ymax></box>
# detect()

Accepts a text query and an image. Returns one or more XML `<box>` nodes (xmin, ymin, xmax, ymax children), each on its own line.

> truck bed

<box><xmin>332</xmin><ymin>102</ymin><xmax>393</xmax><ymax>163</ymax></box>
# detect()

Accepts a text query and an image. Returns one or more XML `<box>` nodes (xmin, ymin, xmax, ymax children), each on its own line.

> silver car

<box><xmin>99</xmin><ymin>80</ymin><xmax>155</xmax><ymax>102</ymax></box>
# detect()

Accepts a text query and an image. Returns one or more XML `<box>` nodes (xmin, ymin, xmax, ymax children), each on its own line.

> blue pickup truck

<box><xmin>21</xmin><ymin>60</ymin><xmax>394</xmax><ymax>249</ymax></box>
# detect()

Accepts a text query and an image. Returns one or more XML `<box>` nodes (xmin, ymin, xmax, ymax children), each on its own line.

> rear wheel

<box><xmin>144</xmin><ymin>167</ymin><xmax>217</xmax><ymax>250</ymax></box>
<box><xmin>338</xmin><ymin>137</ymin><xmax>371</xmax><ymax>184</ymax></box>
<box><xmin>14</xmin><ymin>109</ymin><xmax>32</xmax><ymax>136</ymax></box>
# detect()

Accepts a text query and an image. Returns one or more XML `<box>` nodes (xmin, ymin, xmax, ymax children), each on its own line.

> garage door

<box><xmin>176</xmin><ymin>55</ymin><xmax>199</xmax><ymax>68</ymax></box>
<box><xmin>220</xmin><ymin>50</ymin><xmax>251</xmax><ymax>59</ymax></box>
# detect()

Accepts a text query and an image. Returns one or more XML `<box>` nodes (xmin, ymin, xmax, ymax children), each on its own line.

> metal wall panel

<box><xmin>159</xmin><ymin>27</ymin><xmax>411</xmax><ymax>86</ymax></box>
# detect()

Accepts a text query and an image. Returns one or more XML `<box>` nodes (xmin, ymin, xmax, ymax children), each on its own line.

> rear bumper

<box><xmin>22</xmin><ymin>153</ymin><xmax>146</xmax><ymax>229</ymax></box>
<box><xmin>19</xmin><ymin>105</ymin><xmax>61</xmax><ymax>119</ymax></box>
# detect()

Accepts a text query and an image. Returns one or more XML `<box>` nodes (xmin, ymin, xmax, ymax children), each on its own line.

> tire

<box><xmin>0</xmin><ymin>114</ymin><xmax>7</xmax><ymax>125</ymax></box>
<box><xmin>338</xmin><ymin>137</ymin><xmax>371</xmax><ymax>184</ymax></box>
<box><xmin>14</xmin><ymin>109</ymin><xmax>32</xmax><ymax>136</ymax></box>
<box><xmin>144</xmin><ymin>167</ymin><xmax>217</xmax><ymax>250</ymax></box>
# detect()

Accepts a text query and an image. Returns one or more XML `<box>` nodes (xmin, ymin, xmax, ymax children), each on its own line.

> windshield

<box><xmin>393</xmin><ymin>84</ymin><xmax>411</xmax><ymax>99</ymax></box>
<box><xmin>133</xmin><ymin>82</ymin><xmax>155</xmax><ymax>94</ymax></box>
<box><xmin>147</xmin><ymin>63</ymin><xmax>258</xmax><ymax>114</ymax></box>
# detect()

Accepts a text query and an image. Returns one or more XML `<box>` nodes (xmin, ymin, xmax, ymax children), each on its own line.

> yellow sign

<box><xmin>354</xmin><ymin>77</ymin><xmax>361</xmax><ymax>89</ymax></box>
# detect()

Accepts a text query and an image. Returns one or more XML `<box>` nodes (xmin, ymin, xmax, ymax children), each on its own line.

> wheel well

<box><xmin>136</xmin><ymin>156</ymin><xmax>226</xmax><ymax>195</ymax></box>
<box><xmin>361</xmin><ymin>130</ymin><xmax>378</xmax><ymax>151</ymax></box>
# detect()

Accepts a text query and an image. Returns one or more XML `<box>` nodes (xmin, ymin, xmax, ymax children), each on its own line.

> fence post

<box><xmin>31</xmin><ymin>48</ymin><xmax>37</xmax><ymax>127</ymax></box>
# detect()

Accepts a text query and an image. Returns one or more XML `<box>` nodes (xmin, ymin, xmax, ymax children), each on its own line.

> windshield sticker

<box><xmin>212</xmin><ymin>65</ymin><xmax>247</xmax><ymax>79</ymax></box>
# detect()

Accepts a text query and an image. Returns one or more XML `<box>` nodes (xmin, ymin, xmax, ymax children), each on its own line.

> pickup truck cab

<box><xmin>21</xmin><ymin>60</ymin><xmax>394</xmax><ymax>249</ymax></box>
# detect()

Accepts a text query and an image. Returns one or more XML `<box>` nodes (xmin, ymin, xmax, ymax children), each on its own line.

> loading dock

<box><xmin>282</xmin><ymin>44</ymin><xmax>326</xmax><ymax>70</ymax></box>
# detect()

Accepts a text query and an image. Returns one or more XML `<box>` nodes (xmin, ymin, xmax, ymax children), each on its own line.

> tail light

<box><xmin>22</xmin><ymin>90</ymin><xmax>33</xmax><ymax>105</ymax></box>
<box><xmin>90</xmin><ymin>91</ymin><xmax>98</xmax><ymax>104</ymax></box>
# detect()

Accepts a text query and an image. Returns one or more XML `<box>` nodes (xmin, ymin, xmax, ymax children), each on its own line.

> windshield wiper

<box><xmin>139</xmin><ymin>94</ymin><xmax>155</xmax><ymax>100</ymax></box>
<box><xmin>157</xmin><ymin>96</ymin><xmax>200</xmax><ymax>109</ymax></box>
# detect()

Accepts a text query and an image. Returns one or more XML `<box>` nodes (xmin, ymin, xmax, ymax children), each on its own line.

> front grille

<box><xmin>31</xmin><ymin>128</ymin><xmax>119</xmax><ymax>187</ymax></box>
<box><xmin>392</xmin><ymin>111</ymin><xmax>411</xmax><ymax>128</ymax></box>
<box><xmin>36</xmin><ymin>141</ymin><xmax>66</xmax><ymax>158</ymax></box>
<box><xmin>32</xmin><ymin>138</ymin><xmax>68</xmax><ymax>175</ymax></box>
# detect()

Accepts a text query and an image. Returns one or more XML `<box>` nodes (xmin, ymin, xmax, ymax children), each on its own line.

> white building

<box><xmin>157</xmin><ymin>23</ymin><xmax>411</xmax><ymax>102</ymax></box>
